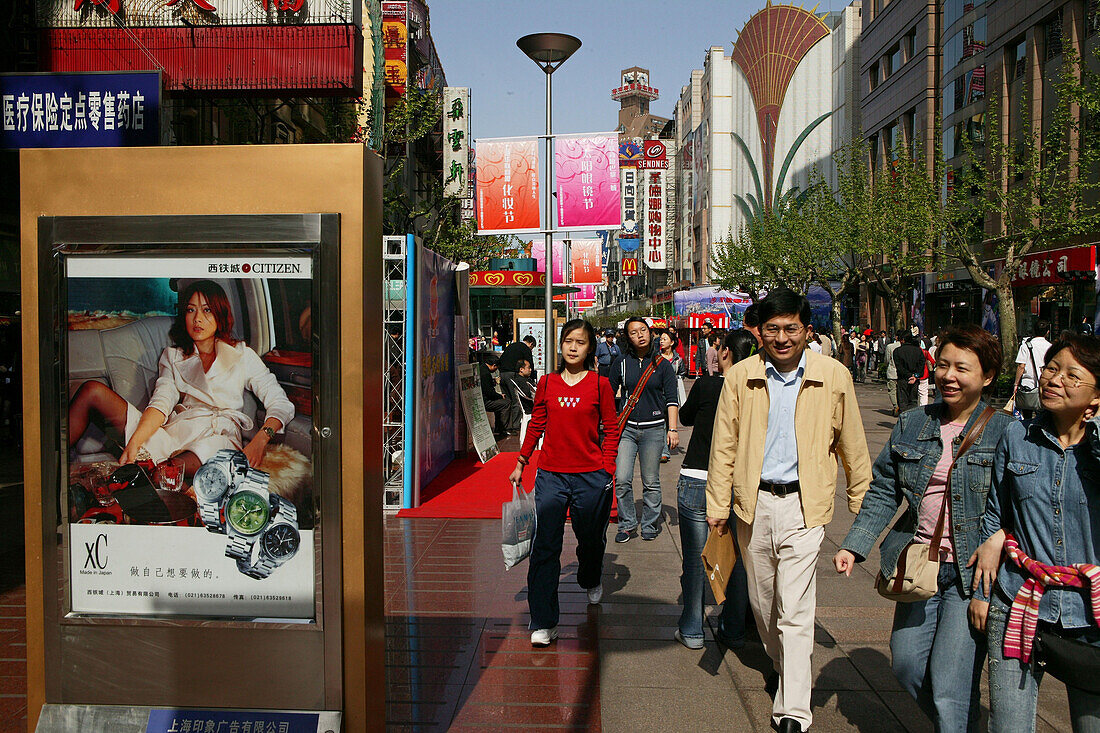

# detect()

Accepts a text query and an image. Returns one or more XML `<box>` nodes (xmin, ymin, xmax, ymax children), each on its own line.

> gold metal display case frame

<box><xmin>21</xmin><ymin>146</ymin><xmax>385</xmax><ymax>732</ymax></box>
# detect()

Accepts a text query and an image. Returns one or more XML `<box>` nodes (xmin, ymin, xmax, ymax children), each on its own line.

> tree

<box><xmin>941</xmin><ymin>46</ymin><xmax>1100</xmax><ymax>367</ymax></box>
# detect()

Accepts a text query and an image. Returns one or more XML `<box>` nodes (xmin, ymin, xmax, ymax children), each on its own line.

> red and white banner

<box><xmin>688</xmin><ymin>313</ymin><xmax>730</xmax><ymax>329</ymax></box>
<box><xmin>555</xmin><ymin>134</ymin><xmax>621</xmax><ymax>230</ymax></box>
<box><xmin>1006</xmin><ymin>245</ymin><xmax>1096</xmax><ymax>287</ymax></box>
<box><xmin>475</xmin><ymin>137</ymin><xmax>541</xmax><ymax>235</ymax></box>
<box><xmin>570</xmin><ymin>238</ymin><xmax>603</xmax><ymax>284</ymax></box>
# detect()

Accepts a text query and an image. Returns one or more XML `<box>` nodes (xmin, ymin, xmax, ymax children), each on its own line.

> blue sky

<box><xmin>428</xmin><ymin>0</ymin><xmax>852</xmax><ymax>140</ymax></box>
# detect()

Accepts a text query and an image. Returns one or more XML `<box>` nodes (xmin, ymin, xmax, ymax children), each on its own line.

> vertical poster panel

<box><xmin>417</xmin><ymin>247</ymin><xmax>456</xmax><ymax>488</ymax></box>
<box><xmin>443</xmin><ymin>87</ymin><xmax>470</xmax><ymax>197</ymax></box>
<box><xmin>570</xmin><ymin>238</ymin><xmax>603</xmax><ymax>284</ymax></box>
<box><xmin>643</xmin><ymin>168</ymin><xmax>667</xmax><ymax>270</ymax></box>
<box><xmin>457</xmin><ymin>363</ymin><xmax>500</xmax><ymax>464</ymax></box>
<box><xmin>620</xmin><ymin>167</ymin><xmax>640</xmax><ymax>237</ymax></box>
<box><xmin>530</xmin><ymin>239</ymin><xmax>566</xmax><ymax>284</ymax></box>
<box><xmin>64</xmin><ymin>255</ymin><xmax>316</xmax><ymax>619</ymax></box>
<box><xmin>517</xmin><ymin>319</ymin><xmax>550</xmax><ymax>376</ymax></box>
<box><xmin>475</xmin><ymin>137</ymin><xmax>540</xmax><ymax>234</ymax></box>
<box><xmin>555</xmin><ymin>134</ymin><xmax>621</xmax><ymax>230</ymax></box>
<box><xmin>381</xmin><ymin>2</ymin><xmax>408</xmax><ymax>100</ymax></box>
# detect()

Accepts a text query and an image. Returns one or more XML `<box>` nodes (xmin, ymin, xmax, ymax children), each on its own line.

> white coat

<box><xmin>124</xmin><ymin>340</ymin><xmax>295</xmax><ymax>465</ymax></box>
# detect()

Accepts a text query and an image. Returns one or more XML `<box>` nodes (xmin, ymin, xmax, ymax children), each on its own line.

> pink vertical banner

<box><xmin>570</xmin><ymin>238</ymin><xmax>603</xmax><ymax>284</ymax></box>
<box><xmin>555</xmin><ymin>133</ymin><xmax>621</xmax><ymax>230</ymax></box>
<box><xmin>530</xmin><ymin>240</ymin><xmax>565</xmax><ymax>284</ymax></box>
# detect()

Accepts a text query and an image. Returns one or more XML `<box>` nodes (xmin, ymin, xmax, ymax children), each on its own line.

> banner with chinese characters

<box><xmin>64</xmin><ymin>254</ymin><xmax>316</xmax><ymax>619</ymax></box>
<box><xmin>620</xmin><ymin>167</ymin><xmax>640</xmax><ymax>237</ymax></box>
<box><xmin>382</xmin><ymin>2</ymin><xmax>408</xmax><ymax>100</ymax></box>
<box><xmin>555</xmin><ymin>133</ymin><xmax>620</xmax><ymax>230</ymax></box>
<box><xmin>0</xmin><ymin>71</ymin><xmax>159</xmax><ymax>149</ymax></box>
<box><xmin>475</xmin><ymin>137</ymin><xmax>540</xmax><ymax>234</ymax></box>
<box><xmin>643</xmin><ymin>168</ymin><xmax>668</xmax><ymax>270</ymax></box>
<box><xmin>443</xmin><ymin>87</ymin><xmax>470</xmax><ymax>197</ymax></box>
<box><xmin>1007</xmin><ymin>244</ymin><xmax>1096</xmax><ymax>287</ymax></box>
<box><xmin>570</xmin><ymin>238</ymin><xmax>603</xmax><ymax>284</ymax></box>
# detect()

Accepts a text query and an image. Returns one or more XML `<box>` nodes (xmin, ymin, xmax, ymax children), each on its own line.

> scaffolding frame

<box><xmin>382</xmin><ymin>234</ymin><xmax>408</xmax><ymax>510</ymax></box>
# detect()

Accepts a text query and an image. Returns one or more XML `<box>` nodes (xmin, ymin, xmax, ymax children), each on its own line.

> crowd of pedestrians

<box><xmin>506</xmin><ymin>291</ymin><xmax>1100</xmax><ymax>732</ymax></box>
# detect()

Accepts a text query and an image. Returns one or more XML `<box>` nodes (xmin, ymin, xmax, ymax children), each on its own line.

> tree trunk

<box><xmin>831</xmin><ymin>298</ymin><xmax>844</xmax><ymax>348</ymax></box>
<box><xmin>996</xmin><ymin>279</ymin><xmax>1018</xmax><ymax>375</ymax></box>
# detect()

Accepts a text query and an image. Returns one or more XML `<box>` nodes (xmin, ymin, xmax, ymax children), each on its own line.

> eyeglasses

<box><xmin>761</xmin><ymin>324</ymin><xmax>806</xmax><ymax>338</ymax></box>
<box><xmin>1040</xmin><ymin>364</ymin><xmax>1097</xmax><ymax>389</ymax></box>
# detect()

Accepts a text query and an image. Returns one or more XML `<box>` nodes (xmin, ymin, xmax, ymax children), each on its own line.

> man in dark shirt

<box><xmin>595</xmin><ymin>330</ymin><xmax>621</xmax><ymax>377</ymax></box>
<box><xmin>497</xmin><ymin>335</ymin><xmax>536</xmax><ymax>435</ymax></box>
<box><xmin>892</xmin><ymin>333</ymin><xmax>926</xmax><ymax>414</ymax></box>
<box><xmin>479</xmin><ymin>353</ymin><xmax>510</xmax><ymax>438</ymax></box>
<box><xmin>695</xmin><ymin>320</ymin><xmax>713</xmax><ymax>374</ymax></box>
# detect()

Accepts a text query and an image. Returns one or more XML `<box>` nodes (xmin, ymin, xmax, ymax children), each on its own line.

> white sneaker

<box><xmin>586</xmin><ymin>584</ymin><xmax>603</xmax><ymax>604</ymax></box>
<box><xmin>530</xmin><ymin>627</ymin><xmax>558</xmax><ymax>646</ymax></box>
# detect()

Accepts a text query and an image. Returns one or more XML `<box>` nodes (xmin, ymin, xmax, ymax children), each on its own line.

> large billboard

<box><xmin>417</xmin><ymin>247</ymin><xmax>456</xmax><ymax>488</ymax></box>
<box><xmin>555</xmin><ymin>133</ymin><xmax>621</xmax><ymax>230</ymax></box>
<box><xmin>64</xmin><ymin>255</ymin><xmax>316</xmax><ymax>619</ymax></box>
<box><xmin>475</xmin><ymin>137</ymin><xmax>541</xmax><ymax>234</ymax></box>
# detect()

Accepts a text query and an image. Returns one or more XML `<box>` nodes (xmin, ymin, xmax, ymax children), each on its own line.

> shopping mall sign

<box><xmin>0</xmin><ymin>71</ymin><xmax>159</xmax><ymax>149</ymax></box>
<box><xmin>1006</xmin><ymin>244</ymin><xmax>1096</xmax><ymax>287</ymax></box>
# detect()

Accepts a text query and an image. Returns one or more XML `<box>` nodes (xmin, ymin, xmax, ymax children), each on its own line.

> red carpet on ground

<box><xmin>397</xmin><ymin>451</ymin><xmax>618</xmax><ymax>520</ymax></box>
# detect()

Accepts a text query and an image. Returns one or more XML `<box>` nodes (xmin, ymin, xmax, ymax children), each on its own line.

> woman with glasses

<box><xmin>969</xmin><ymin>334</ymin><xmax>1100</xmax><ymax>732</ymax></box>
<box><xmin>834</xmin><ymin>326</ymin><xmax>1012</xmax><ymax>731</ymax></box>
<box><xmin>609</xmin><ymin>317</ymin><xmax>679</xmax><ymax>542</ymax></box>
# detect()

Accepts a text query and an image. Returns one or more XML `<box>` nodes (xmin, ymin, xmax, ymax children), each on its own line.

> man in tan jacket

<box><xmin>707</xmin><ymin>289</ymin><xmax>871</xmax><ymax>733</ymax></box>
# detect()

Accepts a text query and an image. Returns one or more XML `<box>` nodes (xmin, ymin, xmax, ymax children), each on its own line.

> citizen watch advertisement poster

<box><xmin>64</xmin><ymin>254</ymin><xmax>316</xmax><ymax>620</ymax></box>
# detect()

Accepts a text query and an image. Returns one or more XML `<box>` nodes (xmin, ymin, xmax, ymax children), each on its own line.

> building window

<box><xmin>1010</xmin><ymin>38</ymin><xmax>1027</xmax><ymax>81</ymax></box>
<box><xmin>887</xmin><ymin>44</ymin><xmax>903</xmax><ymax>76</ymax></box>
<box><xmin>1090</xmin><ymin>0</ymin><xmax>1100</xmax><ymax>36</ymax></box>
<box><xmin>1044</xmin><ymin>13</ymin><xmax>1064</xmax><ymax>60</ymax></box>
<box><xmin>906</xmin><ymin>109</ymin><xmax>918</xmax><ymax>156</ymax></box>
<box><xmin>870</xmin><ymin>62</ymin><xmax>879</xmax><ymax>92</ymax></box>
<box><xmin>904</xmin><ymin>28</ymin><xmax>917</xmax><ymax>63</ymax></box>
<box><xmin>944</xmin><ymin>0</ymin><xmax>988</xmax><ymax>30</ymax></box>
<box><xmin>943</xmin><ymin>18</ymin><xmax>987</xmax><ymax>74</ymax></box>
<box><xmin>869</xmin><ymin>133</ymin><xmax>879</xmax><ymax>171</ymax></box>
<box><xmin>885</xmin><ymin>122</ymin><xmax>900</xmax><ymax>160</ymax></box>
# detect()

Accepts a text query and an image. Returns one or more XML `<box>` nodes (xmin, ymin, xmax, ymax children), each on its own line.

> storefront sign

<box><xmin>620</xmin><ymin>167</ymin><xmax>639</xmax><ymax>236</ymax></box>
<box><xmin>65</xmin><ymin>254</ymin><xmax>316</xmax><ymax>620</ymax></box>
<box><xmin>443</xmin><ymin>87</ymin><xmax>470</xmax><ymax>197</ymax></box>
<box><xmin>469</xmin><ymin>270</ymin><xmax>546</xmax><ymax>287</ymax></box>
<box><xmin>639</xmin><ymin>139</ymin><xmax>670</xmax><ymax>169</ymax></box>
<box><xmin>456</xmin><ymin>363</ymin><xmax>499</xmax><ymax>464</ymax></box>
<box><xmin>382</xmin><ymin>2</ymin><xmax>408</xmax><ymax>99</ymax></box>
<box><xmin>618</xmin><ymin>236</ymin><xmax>640</xmax><ymax>252</ymax></box>
<box><xmin>1008</xmin><ymin>245</ymin><xmax>1096</xmax><ymax>287</ymax></box>
<box><xmin>619</xmin><ymin>138</ymin><xmax>643</xmax><ymax>167</ymax></box>
<box><xmin>643</xmin><ymin>169</ymin><xmax>667</xmax><ymax>270</ymax></box>
<box><xmin>0</xmin><ymin>71</ymin><xmax>159</xmax><ymax>149</ymax></box>
<box><xmin>622</xmin><ymin>257</ymin><xmax>638</xmax><ymax>276</ymax></box>
<box><xmin>555</xmin><ymin>133</ymin><xmax>621</xmax><ymax>230</ymax></box>
<box><xmin>146</xmin><ymin>709</ymin><xmax>322</xmax><ymax>733</ymax></box>
<box><xmin>570</xmin><ymin>238</ymin><xmax>603</xmax><ymax>284</ymax></box>
<box><xmin>475</xmin><ymin>137</ymin><xmax>540</xmax><ymax>234</ymax></box>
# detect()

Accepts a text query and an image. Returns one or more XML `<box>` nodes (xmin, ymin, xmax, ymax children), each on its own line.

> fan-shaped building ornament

<box><xmin>731</xmin><ymin>2</ymin><xmax>830</xmax><ymax>208</ymax></box>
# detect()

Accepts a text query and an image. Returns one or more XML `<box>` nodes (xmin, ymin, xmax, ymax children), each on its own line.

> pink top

<box><xmin>914</xmin><ymin>420</ymin><xmax>966</xmax><ymax>562</ymax></box>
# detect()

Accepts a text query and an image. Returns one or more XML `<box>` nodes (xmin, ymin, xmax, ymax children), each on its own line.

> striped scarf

<box><xmin>1002</xmin><ymin>533</ymin><xmax>1100</xmax><ymax>663</ymax></box>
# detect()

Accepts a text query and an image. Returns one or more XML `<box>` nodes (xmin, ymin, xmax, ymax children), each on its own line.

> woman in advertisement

<box><xmin>67</xmin><ymin>279</ymin><xmax>295</xmax><ymax>477</ymax></box>
<box><xmin>509</xmin><ymin>319</ymin><xmax>619</xmax><ymax>647</ymax></box>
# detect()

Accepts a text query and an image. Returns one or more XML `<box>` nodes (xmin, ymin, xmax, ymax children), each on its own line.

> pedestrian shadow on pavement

<box><xmin>813</xmin><ymin>649</ymin><xmax>933</xmax><ymax>732</ymax></box>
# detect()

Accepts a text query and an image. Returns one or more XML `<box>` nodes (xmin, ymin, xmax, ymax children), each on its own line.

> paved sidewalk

<box><xmin>385</xmin><ymin>382</ymin><xmax>1073</xmax><ymax>731</ymax></box>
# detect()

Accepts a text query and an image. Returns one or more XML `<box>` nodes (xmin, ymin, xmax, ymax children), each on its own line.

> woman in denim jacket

<box><xmin>834</xmin><ymin>326</ymin><xmax>1012</xmax><ymax>731</ymax></box>
<box><xmin>969</xmin><ymin>334</ymin><xmax>1100</xmax><ymax>733</ymax></box>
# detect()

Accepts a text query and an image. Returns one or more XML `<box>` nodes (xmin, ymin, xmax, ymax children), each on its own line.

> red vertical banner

<box><xmin>475</xmin><ymin>137</ymin><xmax>541</xmax><ymax>234</ymax></box>
<box><xmin>381</xmin><ymin>2</ymin><xmax>407</xmax><ymax>101</ymax></box>
<box><xmin>570</xmin><ymin>238</ymin><xmax>603</xmax><ymax>284</ymax></box>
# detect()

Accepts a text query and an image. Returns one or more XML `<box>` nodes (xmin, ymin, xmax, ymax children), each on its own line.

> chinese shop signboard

<box><xmin>443</xmin><ymin>87</ymin><xmax>470</xmax><ymax>197</ymax></box>
<box><xmin>555</xmin><ymin>133</ymin><xmax>621</xmax><ymax>230</ymax></box>
<box><xmin>1006</xmin><ymin>245</ymin><xmax>1097</xmax><ymax>287</ymax></box>
<box><xmin>0</xmin><ymin>71</ymin><xmax>159</xmax><ymax>149</ymax></box>
<box><xmin>382</xmin><ymin>2</ymin><xmax>408</xmax><ymax>99</ymax></box>
<box><xmin>475</xmin><ymin>136</ymin><xmax>540</xmax><ymax>235</ymax></box>
<box><xmin>620</xmin><ymin>167</ymin><xmax>640</xmax><ymax>236</ymax></box>
<box><xmin>65</xmin><ymin>253</ymin><xmax>316</xmax><ymax>620</ymax></box>
<box><xmin>643</xmin><ymin>169</ymin><xmax>668</xmax><ymax>270</ymax></box>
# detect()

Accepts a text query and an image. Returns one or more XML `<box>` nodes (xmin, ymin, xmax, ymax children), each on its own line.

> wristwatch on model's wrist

<box><xmin>262</xmin><ymin>425</ymin><xmax>276</xmax><ymax>440</ymax></box>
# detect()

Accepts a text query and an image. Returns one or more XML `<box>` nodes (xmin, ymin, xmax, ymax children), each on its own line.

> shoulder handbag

<box><xmin>1033</xmin><ymin>624</ymin><xmax>1100</xmax><ymax>693</ymax></box>
<box><xmin>1016</xmin><ymin>339</ymin><xmax>1042</xmax><ymax>412</ymax></box>
<box><xmin>616</xmin><ymin>358</ymin><xmax>659</xmax><ymax>436</ymax></box>
<box><xmin>876</xmin><ymin>406</ymin><xmax>997</xmax><ymax>602</ymax></box>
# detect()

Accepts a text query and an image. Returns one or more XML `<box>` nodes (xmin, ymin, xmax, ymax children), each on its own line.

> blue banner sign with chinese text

<box><xmin>146</xmin><ymin>709</ymin><xmax>322</xmax><ymax>733</ymax></box>
<box><xmin>0</xmin><ymin>71</ymin><xmax>160</xmax><ymax>149</ymax></box>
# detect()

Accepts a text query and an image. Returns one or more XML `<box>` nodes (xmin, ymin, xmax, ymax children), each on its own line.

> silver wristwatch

<box><xmin>220</xmin><ymin>467</ymin><xmax>272</xmax><ymax>563</ymax></box>
<box><xmin>193</xmin><ymin>449</ymin><xmax>250</xmax><ymax>532</ymax></box>
<box><xmin>238</xmin><ymin>497</ymin><xmax>301</xmax><ymax>579</ymax></box>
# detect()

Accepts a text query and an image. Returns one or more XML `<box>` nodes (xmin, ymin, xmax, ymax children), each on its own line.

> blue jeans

<box><xmin>987</xmin><ymin>595</ymin><xmax>1100</xmax><ymax>733</ymax></box>
<box><xmin>528</xmin><ymin>468</ymin><xmax>614</xmax><ymax>630</ymax></box>
<box><xmin>615</xmin><ymin>424</ymin><xmax>665</xmax><ymax>534</ymax></box>
<box><xmin>676</xmin><ymin>475</ymin><xmax>749</xmax><ymax>643</ymax></box>
<box><xmin>890</xmin><ymin>563</ymin><xmax>985</xmax><ymax>732</ymax></box>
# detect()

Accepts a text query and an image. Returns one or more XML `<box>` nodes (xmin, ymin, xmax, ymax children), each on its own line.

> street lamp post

<box><xmin>517</xmin><ymin>32</ymin><xmax>581</xmax><ymax>375</ymax></box>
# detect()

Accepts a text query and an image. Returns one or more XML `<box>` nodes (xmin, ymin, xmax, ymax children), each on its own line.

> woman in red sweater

<box><xmin>509</xmin><ymin>319</ymin><xmax>620</xmax><ymax>647</ymax></box>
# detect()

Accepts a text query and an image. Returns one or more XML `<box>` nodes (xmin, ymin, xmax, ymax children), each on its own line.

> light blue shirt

<box><xmin>761</xmin><ymin>351</ymin><xmax>805</xmax><ymax>483</ymax></box>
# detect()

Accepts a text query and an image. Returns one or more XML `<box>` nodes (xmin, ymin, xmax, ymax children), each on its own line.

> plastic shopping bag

<box><xmin>502</xmin><ymin>485</ymin><xmax>537</xmax><ymax>569</ymax></box>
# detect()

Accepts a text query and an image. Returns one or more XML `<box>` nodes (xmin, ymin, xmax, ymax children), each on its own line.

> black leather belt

<box><xmin>759</xmin><ymin>480</ymin><xmax>800</xmax><ymax>497</ymax></box>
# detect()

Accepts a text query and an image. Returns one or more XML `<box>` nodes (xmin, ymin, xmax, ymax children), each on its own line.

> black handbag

<box><xmin>1033</xmin><ymin>625</ymin><xmax>1100</xmax><ymax>693</ymax></box>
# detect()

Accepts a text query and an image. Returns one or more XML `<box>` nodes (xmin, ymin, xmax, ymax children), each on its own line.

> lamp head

<box><xmin>517</xmin><ymin>33</ymin><xmax>582</xmax><ymax>72</ymax></box>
